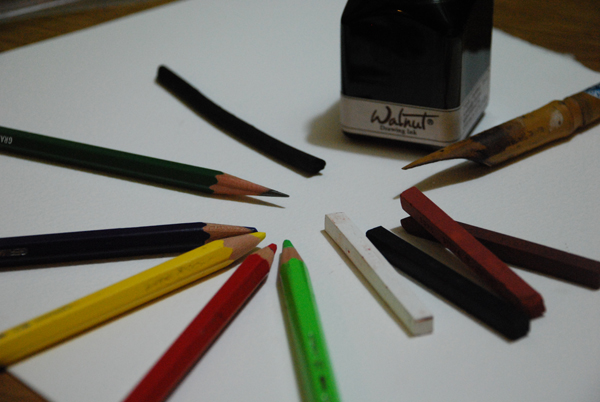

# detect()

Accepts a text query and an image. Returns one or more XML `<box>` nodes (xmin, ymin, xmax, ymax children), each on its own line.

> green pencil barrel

<box><xmin>0</xmin><ymin>126</ymin><xmax>221</xmax><ymax>193</ymax></box>
<box><xmin>279</xmin><ymin>258</ymin><xmax>341</xmax><ymax>402</ymax></box>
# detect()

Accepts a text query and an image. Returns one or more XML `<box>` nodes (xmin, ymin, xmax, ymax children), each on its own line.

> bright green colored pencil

<box><xmin>278</xmin><ymin>240</ymin><xmax>341</xmax><ymax>402</ymax></box>
<box><xmin>0</xmin><ymin>126</ymin><xmax>287</xmax><ymax>197</ymax></box>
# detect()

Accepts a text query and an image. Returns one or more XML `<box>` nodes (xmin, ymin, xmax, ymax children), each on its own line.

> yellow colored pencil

<box><xmin>0</xmin><ymin>232</ymin><xmax>265</xmax><ymax>367</ymax></box>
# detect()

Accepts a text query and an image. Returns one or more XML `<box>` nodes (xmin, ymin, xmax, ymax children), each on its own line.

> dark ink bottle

<box><xmin>341</xmin><ymin>0</ymin><xmax>494</xmax><ymax>146</ymax></box>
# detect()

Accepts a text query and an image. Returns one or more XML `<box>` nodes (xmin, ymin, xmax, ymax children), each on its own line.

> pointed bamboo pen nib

<box><xmin>403</xmin><ymin>138</ymin><xmax>484</xmax><ymax>169</ymax></box>
<box><xmin>403</xmin><ymin>82</ymin><xmax>600</xmax><ymax>170</ymax></box>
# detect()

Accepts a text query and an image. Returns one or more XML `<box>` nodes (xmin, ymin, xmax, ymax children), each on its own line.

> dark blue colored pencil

<box><xmin>0</xmin><ymin>222</ymin><xmax>256</xmax><ymax>268</ymax></box>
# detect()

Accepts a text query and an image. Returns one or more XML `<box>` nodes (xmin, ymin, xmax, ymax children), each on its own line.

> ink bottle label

<box><xmin>341</xmin><ymin>0</ymin><xmax>493</xmax><ymax>146</ymax></box>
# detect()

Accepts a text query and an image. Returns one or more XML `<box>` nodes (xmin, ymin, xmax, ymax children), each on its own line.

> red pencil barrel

<box><xmin>123</xmin><ymin>245</ymin><xmax>275</xmax><ymax>402</ymax></box>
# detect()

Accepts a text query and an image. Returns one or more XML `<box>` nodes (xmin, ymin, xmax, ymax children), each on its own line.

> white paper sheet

<box><xmin>1</xmin><ymin>1</ymin><xmax>599</xmax><ymax>401</ymax></box>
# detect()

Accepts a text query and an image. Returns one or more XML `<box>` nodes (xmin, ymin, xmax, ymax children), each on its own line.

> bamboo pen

<box><xmin>404</xmin><ymin>83</ymin><xmax>600</xmax><ymax>169</ymax></box>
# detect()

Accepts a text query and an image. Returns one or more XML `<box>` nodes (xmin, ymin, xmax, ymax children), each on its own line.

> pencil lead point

<box><xmin>261</xmin><ymin>189</ymin><xmax>290</xmax><ymax>197</ymax></box>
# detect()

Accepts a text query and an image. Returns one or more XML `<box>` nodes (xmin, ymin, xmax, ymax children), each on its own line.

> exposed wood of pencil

<box><xmin>202</xmin><ymin>223</ymin><xmax>257</xmax><ymax>241</ymax></box>
<box><xmin>280</xmin><ymin>241</ymin><xmax>303</xmax><ymax>265</ymax></box>
<box><xmin>403</xmin><ymin>88</ymin><xmax>600</xmax><ymax>169</ymax></box>
<box><xmin>401</xmin><ymin>217</ymin><xmax>600</xmax><ymax>289</ymax></box>
<box><xmin>210</xmin><ymin>173</ymin><xmax>287</xmax><ymax>197</ymax></box>
<box><xmin>0</xmin><ymin>372</ymin><xmax>48</xmax><ymax>402</ymax></box>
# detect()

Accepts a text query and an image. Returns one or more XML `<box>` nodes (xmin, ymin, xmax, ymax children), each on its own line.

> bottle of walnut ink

<box><xmin>340</xmin><ymin>0</ymin><xmax>493</xmax><ymax>146</ymax></box>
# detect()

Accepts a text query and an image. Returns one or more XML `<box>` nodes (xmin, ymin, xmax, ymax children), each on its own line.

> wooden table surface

<box><xmin>1</xmin><ymin>0</ymin><xmax>599</xmax><ymax>72</ymax></box>
<box><xmin>0</xmin><ymin>0</ymin><xmax>598</xmax><ymax>401</ymax></box>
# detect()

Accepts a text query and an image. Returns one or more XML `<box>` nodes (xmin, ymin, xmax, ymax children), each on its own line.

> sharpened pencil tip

<box><xmin>261</xmin><ymin>189</ymin><xmax>290</xmax><ymax>197</ymax></box>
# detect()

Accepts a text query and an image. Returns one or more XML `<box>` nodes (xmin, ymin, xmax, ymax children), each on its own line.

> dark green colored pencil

<box><xmin>0</xmin><ymin>126</ymin><xmax>287</xmax><ymax>197</ymax></box>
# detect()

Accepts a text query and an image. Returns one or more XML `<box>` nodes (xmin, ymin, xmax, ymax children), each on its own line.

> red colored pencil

<box><xmin>123</xmin><ymin>244</ymin><xmax>277</xmax><ymax>402</ymax></box>
<box><xmin>400</xmin><ymin>187</ymin><xmax>545</xmax><ymax>318</ymax></box>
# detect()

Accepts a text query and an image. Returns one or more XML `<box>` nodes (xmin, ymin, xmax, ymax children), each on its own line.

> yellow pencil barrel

<box><xmin>0</xmin><ymin>232</ymin><xmax>265</xmax><ymax>366</ymax></box>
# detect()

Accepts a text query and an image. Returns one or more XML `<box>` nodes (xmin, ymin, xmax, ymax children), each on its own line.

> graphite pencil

<box><xmin>0</xmin><ymin>126</ymin><xmax>288</xmax><ymax>197</ymax></box>
<box><xmin>0</xmin><ymin>222</ymin><xmax>257</xmax><ymax>268</ymax></box>
<box><xmin>123</xmin><ymin>244</ymin><xmax>276</xmax><ymax>402</ymax></box>
<box><xmin>0</xmin><ymin>232</ymin><xmax>265</xmax><ymax>367</ymax></box>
